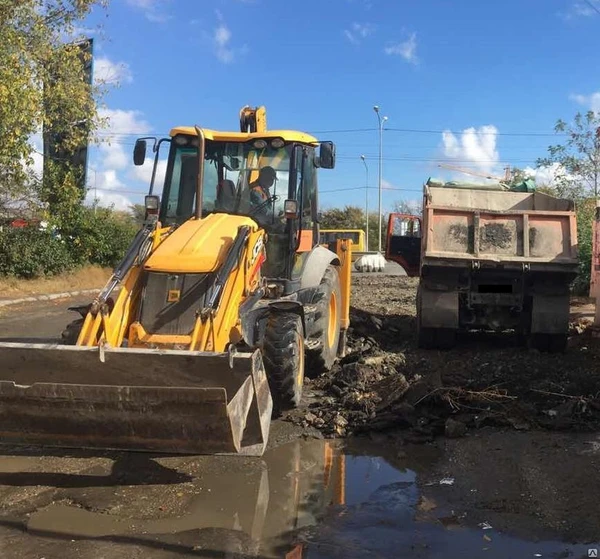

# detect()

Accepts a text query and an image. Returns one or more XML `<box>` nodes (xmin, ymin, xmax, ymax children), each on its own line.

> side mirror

<box><xmin>133</xmin><ymin>139</ymin><xmax>147</xmax><ymax>166</ymax></box>
<box><xmin>284</xmin><ymin>199</ymin><xmax>299</xmax><ymax>219</ymax></box>
<box><xmin>319</xmin><ymin>141</ymin><xmax>336</xmax><ymax>169</ymax></box>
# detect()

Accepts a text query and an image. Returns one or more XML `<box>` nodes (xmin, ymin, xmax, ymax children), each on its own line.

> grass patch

<box><xmin>0</xmin><ymin>265</ymin><xmax>111</xmax><ymax>298</ymax></box>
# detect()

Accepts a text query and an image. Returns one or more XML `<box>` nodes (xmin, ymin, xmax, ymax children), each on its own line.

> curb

<box><xmin>0</xmin><ymin>289</ymin><xmax>100</xmax><ymax>308</ymax></box>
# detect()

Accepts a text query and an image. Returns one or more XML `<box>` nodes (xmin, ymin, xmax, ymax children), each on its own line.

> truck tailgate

<box><xmin>425</xmin><ymin>209</ymin><xmax>577</xmax><ymax>262</ymax></box>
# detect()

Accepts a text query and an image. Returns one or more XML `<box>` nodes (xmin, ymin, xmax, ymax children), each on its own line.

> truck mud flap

<box><xmin>0</xmin><ymin>343</ymin><xmax>272</xmax><ymax>456</ymax></box>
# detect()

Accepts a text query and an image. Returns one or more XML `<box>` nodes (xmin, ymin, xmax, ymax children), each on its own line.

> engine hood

<box><xmin>145</xmin><ymin>213</ymin><xmax>259</xmax><ymax>273</ymax></box>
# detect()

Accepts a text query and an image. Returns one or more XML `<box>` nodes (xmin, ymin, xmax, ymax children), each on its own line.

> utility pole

<box><xmin>373</xmin><ymin>106</ymin><xmax>388</xmax><ymax>253</ymax></box>
<box><xmin>360</xmin><ymin>155</ymin><xmax>369</xmax><ymax>250</ymax></box>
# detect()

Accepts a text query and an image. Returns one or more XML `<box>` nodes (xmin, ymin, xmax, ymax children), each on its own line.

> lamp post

<box><xmin>373</xmin><ymin>105</ymin><xmax>388</xmax><ymax>253</ymax></box>
<box><xmin>360</xmin><ymin>155</ymin><xmax>369</xmax><ymax>251</ymax></box>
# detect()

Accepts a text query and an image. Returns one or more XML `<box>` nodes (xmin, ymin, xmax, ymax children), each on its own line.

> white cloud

<box><xmin>98</xmin><ymin>108</ymin><xmax>152</xmax><ymax>136</ymax></box>
<box><xmin>95</xmin><ymin>108</ymin><xmax>152</xmax><ymax>174</ymax></box>
<box><xmin>344</xmin><ymin>22</ymin><xmax>375</xmax><ymax>44</ymax></box>
<box><xmin>521</xmin><ymin>163</ymin><xmax>567</xmax><ymax>187</ymax></box>
<box><xmin>570</xmin><ymin>91</ymin><xmax>600</xmax><ymax>112</ymax></box>
<box><xmin>129</xmin><ymin>158</ymin><xmax>168</xmax><ymax>193</ymax></box>
<box><xmin>85</xmin><ymin>169</ymin><xmax>133</xmax><ymax>211</ymax></box>
<box><xmin>125</xmin><ymin>0</ymin><xmax>171</xmax><ymax>23</ymax></box>
<box><xmin>96</xmin><ymin>169</ymin><xmax>125</xmax><ymax>191</ymax></box>
<box><xmin>213</xmin><ymin>11</ymin><xmax>247</xmax><ymax>63</ymax></box>
<box><xmin>215</xmin><ymin>24</ymin><xmax>233</xmax><ymax>63</ymax></box>
<box><xmin>441</xmin><ymin>125</ymin><xmax>500</xmax><ymax>175</ymax></box>
<box><xmin>85</xmin><ymin>189</ymin><xmax>133</xmax><ymax>212</ymax></box>
<box><xmin>93</xmin><ymin>57</ymin><xmax>133</xmax><ymax>86</ymax></box>
<box><xmin>384</xmin><ymin>32</ymin><xmax>418</xmax><ymax>64</ymax></box>
<box><xmin>87</xmin><ymin>108</ymin><xmax>155</xmax><ymax>210</ymax></box>
<box><xmin>382</xmin><ymin>179</ymin><xmax>395</xmax><ymax>190</ymax></box>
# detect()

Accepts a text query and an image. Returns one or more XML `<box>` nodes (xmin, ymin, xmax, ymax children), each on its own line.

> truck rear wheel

<box><xmin>529</xmin><ymin>333</ymin><xmax>568</xmax><ymax>353</ymax></box>
<box><xmin>262</xmin><ymin>312</ymin><xmax>305</xmax><ymax>414</ymax></box>
<box><xmin>416</xmin><ymin>286</ymin><xmax>457</xmax><ymax>350</ymax></box>
<box><xmin>306</xmin><ymin>266</ymin><xmax>341</xmax><ymax>375</ymax></box>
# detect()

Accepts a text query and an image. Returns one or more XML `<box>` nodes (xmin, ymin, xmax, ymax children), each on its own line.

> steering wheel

<box><xmin>250</xmin><ymin>195</ymin><xmax>278</xmax><ymax>216</ymax></box>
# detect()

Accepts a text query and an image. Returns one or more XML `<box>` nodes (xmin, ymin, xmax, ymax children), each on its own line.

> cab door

<box><xmin>385</xmin><ymin>213</ymin><xmax>422</xmax><ymax>277</ymax></box>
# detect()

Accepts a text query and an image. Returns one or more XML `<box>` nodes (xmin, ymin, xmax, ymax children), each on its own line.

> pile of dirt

<box><xmin>286</xmin><ymin>275</ymin><xmax>600</xmax><ymax>441</ymax></box>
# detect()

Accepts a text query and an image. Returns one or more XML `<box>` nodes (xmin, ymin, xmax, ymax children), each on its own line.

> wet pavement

<box><xmin>0</xmin><ymin>438</ymin><xmax>597</xmax><ymax>558</ymax></box>
<box><xmin>0</xmin><ymin>297</ymin><xmax>599</xmax><ymax>558</ymax></box>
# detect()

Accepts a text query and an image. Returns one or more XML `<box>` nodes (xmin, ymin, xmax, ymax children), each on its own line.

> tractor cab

<box><xmin>133</xmin><ymin>125</ymin><xmax>336</xmax><ymax>281</ymax></box>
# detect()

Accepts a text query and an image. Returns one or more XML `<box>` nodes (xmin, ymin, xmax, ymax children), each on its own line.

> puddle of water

<box><xmin>23</xmin><ymin>439</ymin><xmax>599</xmax><ymax>558</ymax></box>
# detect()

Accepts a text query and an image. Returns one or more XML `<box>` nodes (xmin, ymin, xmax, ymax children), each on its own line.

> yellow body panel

<box><xmin>169</xmin><ymin>127</ymin><xmax>318</xmax><ymax>145</ymax></box>
<box><xmin>145</xmin><ymin>214</ymin><xmax>260</xmax><ymax>273</ymax></box>
<box><xmin>320</xmin><ymin>229</ymin><xmax>365</xmax><ymax>261</ymax></box>
<box><xmin>335</xmin><ymin>239</ymin><xmax>352</xmax><ymax>334</ymax></box>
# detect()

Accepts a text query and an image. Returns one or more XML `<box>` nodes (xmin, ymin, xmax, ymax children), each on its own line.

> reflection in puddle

<box><xmin>23</xmin><ymin>439</ymin><xmax>600</xmax><ymax>558</ymax></box>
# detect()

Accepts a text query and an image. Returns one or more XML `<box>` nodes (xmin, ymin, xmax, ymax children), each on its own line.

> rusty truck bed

<box><xmin>422</xmin><ymin>187</ymin><xmax>578</xmax><ymax>268</ymax></box>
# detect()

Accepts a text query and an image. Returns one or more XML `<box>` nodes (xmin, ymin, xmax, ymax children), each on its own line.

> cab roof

<box><xmin>169</xmin><ymin>127</ymin><xmax>319</xmax><ymax>145</ymax></box>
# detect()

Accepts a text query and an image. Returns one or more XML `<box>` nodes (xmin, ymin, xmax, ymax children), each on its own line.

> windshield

<box><xmin>160</xmin><ymin>136</ymin><xmax>294</xmax><ymax>226</ymax></box>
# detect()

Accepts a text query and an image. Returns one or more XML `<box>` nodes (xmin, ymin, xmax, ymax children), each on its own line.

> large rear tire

<box><xmin>262</xmin><ymin>312</ymin><xmax>305</xmax><ymax>414</ymax></box>
<box><xmin>416</xmin><ymin>286</ymin><xmax>457</xmax><ymax>350</ymax></box>
<box><xmin>306</xmin><ymin>266</ymin><xmax>341</xmax><ymax>375</ymax></box>
<box><xmin>61</xmin><ymin>319</ymin><xmax>83</xmax><ymax>345</ymax></box>
<box><xmin>529</xmin><ymin>333</ymin><xmax>568</xmax><ymax>353</ymax></box>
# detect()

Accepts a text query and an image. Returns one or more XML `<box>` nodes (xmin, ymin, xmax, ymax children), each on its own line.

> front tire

<box><xmin>306</xmin><ymin>266</ymin><xmax>341</xmax><ymax>375</ymax></box>
<box><xmin>262</xmin><ymin>312</ymin><xmax>305</xmax><ymax>413</ymax></box>
<box><xmin>61</xmin><ymin>319</ymin><xmax>83</xmax><ymax>345</ymax></box>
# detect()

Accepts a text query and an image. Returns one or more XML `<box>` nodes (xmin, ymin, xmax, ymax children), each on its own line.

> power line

<box><xmin>320</xmin><ymin>186</ymin><xmax>422</xmax><ymax>194</ymax></box>
<box><xmin>584</xmin><ymin>0</ymin><xmax>600</xmax><ymax>16</ymax></box>
<box><xmin>385</xmin><ymin>127</ymin><xmax>564</xmax><ymax>137</ymax></box>
<box><xmin>92</xmin><ymin>126</ymin><xmax>566</xmax><ymax>139</ymax></box>
<box><xmin>336</xmin><ymin>155</ymin><xmax>537</xmax><ymax>164</ymax></box>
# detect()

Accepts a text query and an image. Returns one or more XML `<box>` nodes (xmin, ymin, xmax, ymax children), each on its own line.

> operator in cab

<box><xmin>249</xmin><ymin>166</ymin><xmax>277</xmax><ymax>209</ymax></box>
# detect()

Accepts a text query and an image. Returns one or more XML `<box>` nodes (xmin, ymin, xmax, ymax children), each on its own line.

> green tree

<box><xmin>0</xmin><ymin>0</ymin><xmax>106</xmax><ymax>220</ymax></box>
<box><xmin>319</xmin><ymin>206</ymin><xmax>365</xmax><ymax>230</ymax></box>
<box><xmin>535</xmin><ymin>111</ymin><xmax>600</xmax><ymax>294</ymax></box>
<box><xmin>130</xmin><ymin>204</ymin><xmax>147</xmax><ymax>226</ymax></box>
<box><xmin>393</xmin><ymin>200</ymin><xmax>422</xmax><ymax>216</ymax></box>
<box><xmin>319</xmin><ymin>206</ymin><xmax>387</xmax><ymax>251</ymax></box>
<box><xmin>536</xmin><ymin>111</ymin><xmax>600</xmax><ymax>199</ymax></box>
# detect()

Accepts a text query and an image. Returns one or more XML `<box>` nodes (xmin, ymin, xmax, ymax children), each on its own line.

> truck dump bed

<box><xmin>423</xmin><ymin>186</ymin><xmax>578</xmax><ymax>268</ymax></box>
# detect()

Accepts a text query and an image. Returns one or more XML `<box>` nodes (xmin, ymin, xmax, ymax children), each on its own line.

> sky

<box><xmin>63</xmin><ymin>0</ymin><xmax>600</xmax><ymax>212</ymax></box>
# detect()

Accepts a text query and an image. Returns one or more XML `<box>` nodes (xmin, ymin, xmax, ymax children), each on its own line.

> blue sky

<box><xmin>77</xmin><ymin>0</ymin><xmax>600</xmax><ymax>211</ymax></box>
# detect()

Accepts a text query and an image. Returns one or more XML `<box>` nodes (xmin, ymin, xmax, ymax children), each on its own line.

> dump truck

<box><xmin>387</xmin><ymin>178</ymin><xmax>578</xmax><ymax>351</ymax></box>
<box><xmin>0</xmin><ymin>106</ymin><xmax>351</xmax><ymax>456</ymax></box>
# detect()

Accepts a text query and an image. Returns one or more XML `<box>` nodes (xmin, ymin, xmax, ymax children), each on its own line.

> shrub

<box><xmin>63</xmin><ymin>206</ymin><xmax>138</xmax><ymax>268</ymax></box>
<box><xmin>0</xmin><ymin>206</ymin><xmax>139</xmax><ymax>279</ymax></box>
<box><xmin>0</xmin><ymin>226</ymin><xmax>74</xmax><ymax>278</ymax></box>
<box><xmin>573</xmin><ymin>199</ymin><xmax>595</xmax><ymax>296</ymax></box>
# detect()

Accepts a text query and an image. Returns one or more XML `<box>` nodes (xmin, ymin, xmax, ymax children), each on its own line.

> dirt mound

<box><xmin>287</xmin><ymin>276</ymin><xmax>600</xmax><ymax>441</ymax></box>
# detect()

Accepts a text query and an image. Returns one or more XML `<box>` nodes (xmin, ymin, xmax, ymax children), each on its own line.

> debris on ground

<box><xmin>286</xmin><ymin>276</ymin><xmax>600</xmax><ymax>440</ymax></box>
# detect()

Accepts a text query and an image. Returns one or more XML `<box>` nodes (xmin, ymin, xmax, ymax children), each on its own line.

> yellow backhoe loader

<box><xmin>0</xmin><ymin>106</ymin><xmax>351</xmax><ymax>457</ymax></box>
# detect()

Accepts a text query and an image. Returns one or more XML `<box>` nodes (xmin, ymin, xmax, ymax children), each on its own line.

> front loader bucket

<box><xmin>0</xmin><ymin>343</ymin><xmax>273</xmax><ymax>456</ymax></box>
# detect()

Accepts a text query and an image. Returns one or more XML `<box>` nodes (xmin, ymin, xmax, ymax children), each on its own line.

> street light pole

<box><xmin>373</xmin><ymin>105</ymin><xmax>388</xmax><ymax>253</ymax></box>
<box><xmin>360</xmin><ymin>155</ymin><xmax>369</xmax><ymax>251</ymax></box>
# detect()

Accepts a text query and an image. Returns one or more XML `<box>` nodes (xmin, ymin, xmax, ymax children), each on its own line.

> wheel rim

<box><xmin>327</xmin><ymin>291</ymin><xmax>338</xmax><ymax>349</ymax></box>
<box><xmin>297</xmin><ymin>335</ymin><xmax>305</xmax><ymax>388</ymax></box>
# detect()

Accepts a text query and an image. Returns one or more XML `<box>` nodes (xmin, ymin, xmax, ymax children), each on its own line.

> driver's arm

<box><xmin>250</xmin><ymin>187</ymin><xmax>267</xmax><ymax>207</ymax></box>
